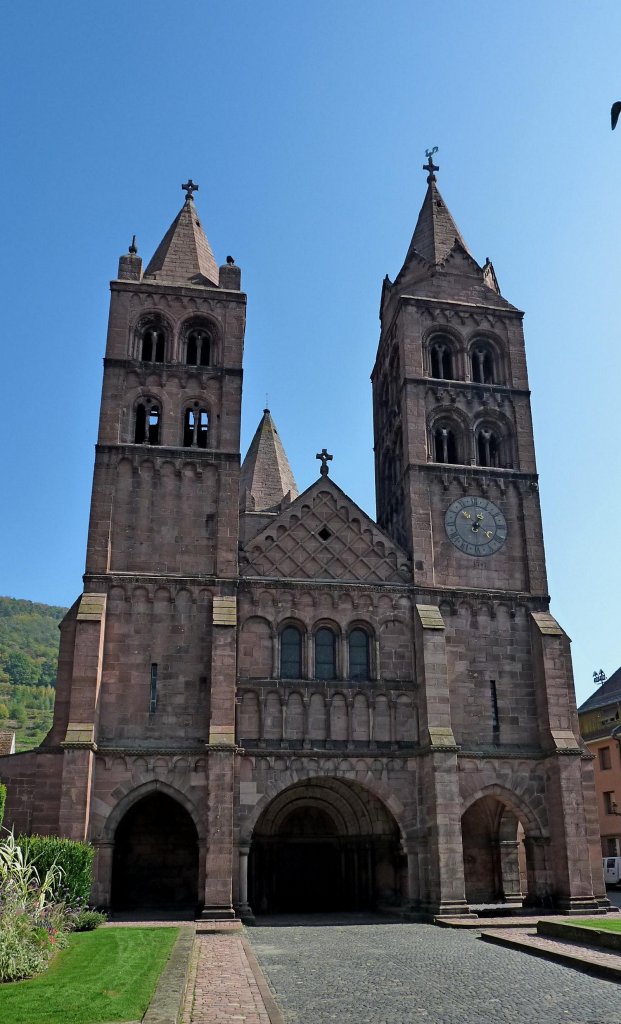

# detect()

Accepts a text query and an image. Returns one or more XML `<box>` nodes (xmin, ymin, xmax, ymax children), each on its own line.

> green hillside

<box><xmin>0</xmin><ymin>597</ymin><xmax>67</xmax><ymax>751</ymax></box>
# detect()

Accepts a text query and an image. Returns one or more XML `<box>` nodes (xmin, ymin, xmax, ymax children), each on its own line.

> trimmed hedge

<box><xmin>17</xmin><ymin>835</ymin><xmax>94</xmax><ymax>906</ymax></box>
<box><xmin>0</xmin><ymin>783</ymin><xmax>6</xmax><ymax>827</ymax></box>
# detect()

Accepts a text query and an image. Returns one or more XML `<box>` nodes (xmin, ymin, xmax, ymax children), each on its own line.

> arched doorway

<box><xmin>248</xmin><ymin>778</ymin><xmax>405</xmax><ymax>914</ymax></box>
<box><xmin>111</xmin><ymin>792</ymin><xmax>199</xmax><ymax>911</ymax></box>
<box><xmin>461</xmin><ymin>795</ymin><xmax>530</xmax><ymax>906</ymax></box>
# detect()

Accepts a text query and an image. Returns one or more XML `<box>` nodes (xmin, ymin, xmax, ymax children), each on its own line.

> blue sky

<box><xmin>1</xmin><ymin>1</ymin><xmax>620</xmax><ymax>705</ymax></box>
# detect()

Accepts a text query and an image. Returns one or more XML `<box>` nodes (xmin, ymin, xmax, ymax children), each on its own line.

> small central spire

<box><xmin>423</xmin><ymin>147</ymin><xmax>439</xmax><ymax>184</ymax></box>
<box><xmin>181</xmin><ymin>179</ymin><xmax>199</xmax><ymax>202</ymax></box>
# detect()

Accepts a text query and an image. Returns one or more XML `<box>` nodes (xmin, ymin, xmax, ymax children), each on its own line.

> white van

<box><xmin>603</xmin><ymin>857</ymin><xmax>621</xmax><ymax>885</ymax></box>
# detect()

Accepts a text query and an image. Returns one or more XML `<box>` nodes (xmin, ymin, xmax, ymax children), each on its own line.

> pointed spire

<box><xmin>240</xmin><ymin>410</ymin><xmax>298</xmax><ymax>512</ymax></box>
<box><xmin>400</xmin><ymin>151</ymin><xmax>471</xmax><ymax>271</ymax></box>
<box><xmin>144</xmin><ymin>182</ymin><xmax>219</xmax><ymax>286</ymax></box>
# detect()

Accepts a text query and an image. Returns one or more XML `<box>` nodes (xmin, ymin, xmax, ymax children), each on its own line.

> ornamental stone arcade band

<box><xmin>0</xmin><ymin>163</ymin><xmax>608</xmax><ymax>919</ymax></box>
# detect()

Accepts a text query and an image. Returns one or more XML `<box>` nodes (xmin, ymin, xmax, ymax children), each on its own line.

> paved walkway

<box><xmin>182</xmin><ymin>929</ymin><xmax>276</xmax><ymax>1024</ymax></box>
<box><xmin>247</xmin><ymin>915</ymin><xmax>621</xmax><ymax>1024</ymax></box>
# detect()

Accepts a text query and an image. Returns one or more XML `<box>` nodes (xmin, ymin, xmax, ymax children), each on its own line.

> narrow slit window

<box><xmin>149</xmin><ymin>663</ymin><xmax>158</xmax><ymax>713</ymax></box>
<box><xmin>490</xmin><ymin>679</ymin><xmax>499</xmax><ymax>732</ymax></box>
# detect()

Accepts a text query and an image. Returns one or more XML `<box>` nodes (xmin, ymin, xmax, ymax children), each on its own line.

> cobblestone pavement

<box><xmin>247</xmin><ymin>915</ymin><xmax>621</xmax><ymax>1024</ymax></box>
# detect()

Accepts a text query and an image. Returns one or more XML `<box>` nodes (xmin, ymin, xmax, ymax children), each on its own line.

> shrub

<box><xmin>0</xmin><ymin>920</ymin><xmax>50</xmax><ymax>982</ymax></box>
<box><xmin>0</xmin><ymin>830</ymin><xmax>69</xmax><ymax>982</ymax></box>
<box><xmin>0</xmin><ymin>783</ymin><xmax>6</xmax><ymax>827</ymax></box>
<box><xmin>18</xmin><ymin>835</ymin><xmax>94</xmax><ymax>905</ymax></box>
<box><xmin>73</xmin><ymin>909</ymin><xmax>107</xmax><ymax>931</ymax></box>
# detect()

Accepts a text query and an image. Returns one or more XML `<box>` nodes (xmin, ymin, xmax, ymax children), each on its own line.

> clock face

<box><xmin>444</xmin><ymin>496</ymin><xmax>508</xmax><ymax>556</ymax></box>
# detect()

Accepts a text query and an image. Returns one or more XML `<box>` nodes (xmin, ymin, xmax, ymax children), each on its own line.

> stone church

<box><xmin>0</xmin><ymin>160</ymin><xmax>607</xmax><ymax>918</ymax></box>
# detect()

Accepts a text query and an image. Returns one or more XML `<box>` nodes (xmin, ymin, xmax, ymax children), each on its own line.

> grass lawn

<box><xmin>0</xmin><ymin>926</ymin><xmax>179</xmax><ymax>1024</ymax></box>
<box><xmin>566</xmin><ymin>918</ymin><xmax>621</xmax><ymax>932</ymax></box>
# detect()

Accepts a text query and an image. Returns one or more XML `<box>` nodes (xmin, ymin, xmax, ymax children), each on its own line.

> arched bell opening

<box><xmin>461</xmin><ymin>795</ymin><xmax>532</xmax><ymax>907</ymax></box>
<box><xmin>111</xmin><ymin>792</ymin><xmax>199</xmax><ymax>912</ymax></box>
<box><xmin>248</xmin><ymin>778</ymin><xmax>405</xmax><ymax>914</ymax></box>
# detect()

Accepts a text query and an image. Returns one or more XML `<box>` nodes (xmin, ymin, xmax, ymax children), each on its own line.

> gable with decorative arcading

<box><xmin>241</xmin><ymin>482</ymin><xmax>411</xmax><ymax>583</ymax></box>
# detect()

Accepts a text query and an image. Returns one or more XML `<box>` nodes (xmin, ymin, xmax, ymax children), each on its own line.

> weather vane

<box><xmin>423</xmin><ymin>147</ymin><xmax>439</xmax><ymax>183</ymax></box>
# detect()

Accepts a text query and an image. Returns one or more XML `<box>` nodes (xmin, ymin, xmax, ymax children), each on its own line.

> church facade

<box><xmin>0</xmin><ymin>165</ymin><xmax>607</xmax><ymax>917</ymax></box>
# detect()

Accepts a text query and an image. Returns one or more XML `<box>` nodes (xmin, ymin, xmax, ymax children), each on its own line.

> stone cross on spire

<box><xmin>423</xmin><ymin>147</ymin><xmax>439</xmax><ymax>183</ymax></box>
<box><xmin>181</xmin><ymin>179</ymin><xmax>199</xmax><ymax>201</ymax></box>
<box><xmin>316</xmin><ymin>448</ymin><xmax>333</xmax><ymax>477</ymax></box>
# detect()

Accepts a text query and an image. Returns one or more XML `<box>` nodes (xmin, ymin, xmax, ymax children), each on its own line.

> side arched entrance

<box><xmin>461</xmin><ymin>793</ymin><xmax>540</xmax><ymax>906</ymax></box>
<box><xmin>248</xmin><ymin>778</ymin><xmax>405</xmax><ymax>913</ymax></box>
<box><xmin>111</xmin><ymin>792</ymin><xmax>199</xmax><ymax>911</ymax></box>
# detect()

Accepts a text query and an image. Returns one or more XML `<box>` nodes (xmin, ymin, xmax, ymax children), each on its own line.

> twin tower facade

<box><xmin>1</xmin><ymin>167</ymin><xmax>607</xmax><ymax>917</ymax></box>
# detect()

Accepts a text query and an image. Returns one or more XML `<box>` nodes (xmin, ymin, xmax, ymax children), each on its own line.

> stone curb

<box><xmin>142</xmin><ymin>925</ymin><xmax>196</xmax><ymax>1024</ymax></box>
<box><xmin>479</xmin><ymin>930</ymin><xmax>621</xmax><ymax>983</ymax></box>
<box><xmin>241</xmin><ymin>934</ymin><xmax>286</xmax><ymax>1024</ymax></box>
<box><xmin>538</xmin><ymin>918</ymin><xmax>621</xmax><ymax>951</ymax></box>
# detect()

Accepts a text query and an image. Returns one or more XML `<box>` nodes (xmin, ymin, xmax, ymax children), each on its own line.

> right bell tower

<box><xmin>372</xmin><ymin>152</ymin><xmax>606</xmax><ymax>913</ymax></box>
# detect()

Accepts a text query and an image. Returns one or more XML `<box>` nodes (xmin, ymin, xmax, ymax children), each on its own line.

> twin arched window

<box><xmin>430</xmin><ymin>338</ymin><xmax>454</xmax><ymax>380</ymax></box>
<box><xmin>135</xmin><ymin>319</ymin><xmax>215</xmax><ymax>366</ymax></box>
<box><xmin>134</xmin><ymin>401</ymin><xmax>161</xmax><ymax>444</ymax></box>
<box><xmin>471</xmin><ymin>345</ymin><xmax>495</xmax><ymax>384</ymax></box>
<box><xmin>279</xmin><ymin>626</ymin><xmax>371</xmax><ymax>681</ymax></box>
<box><xmin>430</xmin><ymin>419</ymin><xmax>510</xmax><ymax>468</ymax></box>
<box><xmin>183</xmin><ymin>405</ymin><xmax>209</xmax><ymax>448</ymax></box>
<box><xmin>476</xmin><ymin>426</ymin><xmax>500</xmax><ymax>467</ymax></box>
<box><xmin>140</xmin><ymin>326</ymin><xmax>166</xmax><ymax>362</ymax></box>
<box><xmin>132</xmin><ymin>400</ymin><xmax>210</xmax><ymax>447</ymax></box>
<box><xmin>433</xmin><ymin>425</ymin><xmax>459</xmax><ymax>464</ymax></box>
<box><xmin>186</xmin><ymin>328</ymin><xmax>211</xmax><ymax>366</ymax></box>
<box><xmin>427</xmin><ymin>335</ymin><xmax>501</xmax><ymax>385</ymax></box>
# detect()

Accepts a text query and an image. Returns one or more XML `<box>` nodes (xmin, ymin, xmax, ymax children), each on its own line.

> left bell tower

<box><xmin>40</xmin><ymin>182</ymin><xmax>246</xmax><ymax>916</ymax></box>
<box><xmin>86</xmin><ymin>180</ymin><xmax>245</xmax><ymax>580</ymax></box>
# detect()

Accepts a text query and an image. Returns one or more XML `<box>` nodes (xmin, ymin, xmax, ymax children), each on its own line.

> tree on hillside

<box><xmin>4</xmin><ymin>652</ymin><xmax>40</xmax><ymax>687</ymax></box>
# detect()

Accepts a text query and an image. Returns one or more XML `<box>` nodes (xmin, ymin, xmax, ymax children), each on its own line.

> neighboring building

<box><xmin>0</xmin><ymin>731</ymin><xmax>16</xmax><ymax>756</ymax></box>
<box><xmin>0</xmin><ymin>163</ymin><xmax>607</xmax><ymax>917</ymax></box>
<box><xmin>578</xmin><ymin>670</ymin><xmax>621</xmax><ymax>858</ymax></box>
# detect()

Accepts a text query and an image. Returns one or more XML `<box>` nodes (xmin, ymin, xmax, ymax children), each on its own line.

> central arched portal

<box><xmin>248</xmin><ymin>778</ymin><xmax>404</xmax><ymax>914</ymax></box>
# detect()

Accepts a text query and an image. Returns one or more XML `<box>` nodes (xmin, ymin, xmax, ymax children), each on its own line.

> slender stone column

<box><xmin>406</xmin><ymin>847</ymin><xmax>420</xmax><ymax>906</ymax></box>
<box><xmin>236</xmin><ymin>845</ymin><xmax>254</xmax><ymax>922</ymax></box>
<box><xmin>202</xmin><ymin>594</ymin><xmax>238</xmax><ymax>920</ymax></box>
<box><xmin>499</xmin><ymin>840</ymin><xmax>523</xmax><ymax>904</ymax></box>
